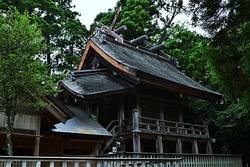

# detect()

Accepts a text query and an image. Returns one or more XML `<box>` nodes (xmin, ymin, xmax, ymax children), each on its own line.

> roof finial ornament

<box><xmin>98</xmin><ymin>6</ymin><xmax>125</xmax><ymax>43</ymax></box>
<box><xmin>150</xmin><ymin>43</ymin><xmax>167</xmax><ymax>52</ymax></box>
<box><xmin>131</xmin><ymin>35</ymin><xmax>149</xmax><ymax>44</ymax></box>
<box><xmin>110</xmin><ymin>6</ymin><xmax>122</xmax><ymax>30</ymax></box>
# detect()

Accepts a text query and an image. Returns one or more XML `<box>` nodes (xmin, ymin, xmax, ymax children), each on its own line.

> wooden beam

<box><xmin>41</xmin><ymin>97</ymin><xmax>68</xmax><ymax>123</ymax></box>
<box><xmin>109</xmin><ymin>6</ymin><xmax>122</xmax><ymax>30</ymax></box>
<box><xmin>0</xmin><ymin>131</ymin><xmax>42</xmax><ymax>138</ymax></box>
<box><xmin>34</xmin><ymin>116</ymin><xmax>41</xmax><ymax>156</ymax></box>
<box><xmin>99</xmin><ymin>22</ymin><xmax>123</xmax><ymax>43</ymax></box>
<box><xmin>77</xmin><ymin>40</ymin><xmax>91</xmax><ymax>70</ymax></box>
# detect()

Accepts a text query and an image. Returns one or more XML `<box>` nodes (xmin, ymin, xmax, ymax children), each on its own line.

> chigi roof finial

<box><xmin>98</xmin><ymin>6</ymin><xmax>126</xmax><ymax>43</ymax></box>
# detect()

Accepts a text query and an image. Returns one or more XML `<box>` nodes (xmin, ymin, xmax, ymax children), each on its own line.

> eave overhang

<box><xmin>60</xmin><ymin>71</ymin><xmax>136</xmax><ymax>100</ymax></box>
<box><xmin>50</xmin><ymin>105</ymin><xmax>112</xmax><ymax>137</ymax></box>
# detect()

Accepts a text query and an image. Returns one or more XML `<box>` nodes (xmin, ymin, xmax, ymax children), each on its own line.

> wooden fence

<box><xmin>0</xmin><ymin>153</ymin><xmax>243</xmax><ymax>167</ymax></box>
<box><xmin>0</xmin><ymin>156</ymin><xmax>182</xmax><ymax>167</ymax></box>
<box><xmin>106</xmin><ymin>152</ymin><xmax>243</xmax><ymax>167</ymax></box>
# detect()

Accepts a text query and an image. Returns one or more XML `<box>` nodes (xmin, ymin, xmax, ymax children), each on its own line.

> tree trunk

<box><xmin>5</xmin><ymin>111</ymin><xmax>15</xmax><ymax>156</ymax></box>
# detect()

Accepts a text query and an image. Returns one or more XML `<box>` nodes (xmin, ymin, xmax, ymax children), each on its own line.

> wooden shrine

<box><xmin>56</xmin><ymin>16</ymin><xmax>221</xmax><ymax>155</ymax></box>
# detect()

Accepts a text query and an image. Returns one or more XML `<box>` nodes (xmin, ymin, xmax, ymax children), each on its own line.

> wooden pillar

<box><xmin>179</xmin><ymin>110</ymin><xmax>184</xmax><ymax>123</ymax></box>
<box><xmin>176</xmin><ymin>138</ymin><xmax>182</xmax><ymax>153</ymax></box>
<box><xmin>133</xmin><ymin>133</ymin><xmax>141</xmax><ymax>152</ymax></box>
<box><xmin>118</xmin><ymin>96</ymin><xmax>124</xmax><ymax>131</ymax></box>
<box><xmin>156</xmin><ymin>136</ymin><xmax>163</xmax><ymax>153</ymax></box>
<box><xmin>192</xmin><ymin>139</ymin><xmax>199</xmax><ymax>154</ymax></box>
<box><xmin>178</xmin><ymin>94</ymin><xmax>183</xmax><ymax>123</ymax></box>
<box><xmin>86</xmin><ymin>101</ymin><xmax>93</xmax><ymax>117</ymax></box>
<box><xmin>136</xmin><ymin>95</ymin><xmax>141</xmax><ymax>116</ymax></box>
<box><xmin>206</xmin><ymin>140</ymin><xmax>213</xmax><ymax>154</ymax></box>
<box><xmin>34</xmin><ymin>116</ymin><xmax>41</xmax><ymax>156</ymax></box>
<box><xmin>159</xmin><ymin>98</ymin><xmax>164</xmax><ymax>120</ymax></box>
<box><xmin>204</xmin><ymin>122</ymin><xmax>210</xmax><ymax>137</ymax></box>
<box><xmin>204</xmin><ymin>122</ymin><xmax>213</xmax><ymax>154</ymax></box>
<box><xmin>157</xmin><ymin>99</ymin><xmax>164</xmax><ymax>153</ymax></box>
<box><xmin>132</xmin><ymin>110</ymin><xmax>141</xmax><ymax>152</ymax></box>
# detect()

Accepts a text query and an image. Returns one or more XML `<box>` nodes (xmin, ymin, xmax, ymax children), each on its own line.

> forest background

<box><xmin>0</xmin><ymin>0</ymin><xmax>249</xmax><ymax>164</ymax></box>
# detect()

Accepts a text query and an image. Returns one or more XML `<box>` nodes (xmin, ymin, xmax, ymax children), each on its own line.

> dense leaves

<box><xmin>188</xmin><ymin>0</ymin><xmax>250</xmax><ymax>36</ymax></box>
<box><xmin>0</xmin><ymin>0</ymin><xmax>89</xmax><ymax>72</ymax></box>
<box><xmin>0</xmin><ymin>10</ymin><xmax>57</xmax><ymax>155</ymax></box>
<box><xmin>154</xmin><ymin>0</ymin><xmax>183</xmax><ymax>28</ymax></box>
<box><xmin>164</xmin><ymin>24</ymin><xmax>209</xmax><ymax>83</ymax></box>
<box><xmin>188</xmin><ymin>0</ymin><xmax>250</xmax><ymax>163</ymax></box>
<box><xmin>92</xmin><ymin>0</ymin><xmax>160</xmax><ymax>40</ymax></box>
<box><xmin>117</xmin><ymin>0</ymin><xmax>159</xmax><ymax>39</ymax></box>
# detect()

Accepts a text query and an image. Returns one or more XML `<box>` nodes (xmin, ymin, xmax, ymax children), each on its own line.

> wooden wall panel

<box><xmin>140</xmin><ymin>97</ymin><xmax>160</xmax><ymax>119</ymax></box>
<box><xmin>0</xmin><ymin>112</ymin><xmax>39</xmax><ymax>131</ymax></box>
<box><xmin>163</xmin><ymin>102</ymin><xmax>180</xmax><ymax>122</ymax></box>
<box><xmin>39</xmin><ymin>137</ymin><xmax>62</xmax><ymax>156</ymax></box>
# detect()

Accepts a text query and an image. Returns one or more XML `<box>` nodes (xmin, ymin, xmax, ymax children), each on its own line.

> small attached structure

<box><xmin>0</xmin><ymin>96</ymin><xmax>111</xmax><ymax>156</ymax></box>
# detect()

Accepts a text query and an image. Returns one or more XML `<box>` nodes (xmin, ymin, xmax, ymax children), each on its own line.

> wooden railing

<box><xmin>123</xmin><ymin>110</ymin><xmax>209</xmax><ymax>138</ymax></box>
<box><xmin>139</xmin><ymin>116</ymin><xmax>209</xmax><ymax>137</ymax></box>
<box><xmin>106</xmin><ymin>152</ymin><xmax>243</xmax><ymax>167</ymax></box>
<box><xmin>0</xmin><ymin>156</ymin><xmax>182</xmax><ymax>167</ymax></box>
<box><xmin>99</xmin><ymin>119</ymin><xmax>120</xmax><ymax>154</ymax></box>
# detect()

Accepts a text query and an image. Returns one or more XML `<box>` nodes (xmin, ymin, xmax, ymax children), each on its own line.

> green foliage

<box><xmin>188</xmin><ymin>0</ymin><xmax>250</xmax><ymax>36</ymax></box>
<box><xmin>0</xmin><ymin>9</ymin><xmax>57</xmax><ymax>155</ymax></box>
<box><xmin>164</xmin><ymin>24</ymin><xmax>210</xmax><ymax>84</ymax></box>
<box><xmin>154</xmin><ymin>0</ymin><xmax>183</xmax><ymax>28</ymax></box>
<box><xmin>206</xmin><ymin>22</ymin><xmax>250</xmax><ymax>136</ymax></box>
<box><xmin>117</xmin><ymin>0</ymin><xmax>159</xmax><ymax>39</ymax></box>
<box><xmin>0</xmin><ymin>0</ymin><xmax>89</xmax><ymax>72</ymax></box>
<box><xmin>93</xmin><ymin>0</ymin><xmax>160</xmax><ymax>40</ymax></box>
<box><xmin>188</xmin><ymin>0</ymin><xmax>250</xmax><ymax>160</ymax></box>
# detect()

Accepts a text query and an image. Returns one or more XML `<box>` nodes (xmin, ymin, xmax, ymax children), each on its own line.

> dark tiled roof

<box><xmin>51</xmin><ymin>105</ymin><xmax>112</xmax><ymax>137</ymax></box>
<box><xmin>91</xmin><ymin>37</ymin><xmax>221</xmax><ymax>99</ymax></box>
<box><xmin>61</xmin><ymin>72</ymin><xmax>135</xmax><ymax>98</ymax></box>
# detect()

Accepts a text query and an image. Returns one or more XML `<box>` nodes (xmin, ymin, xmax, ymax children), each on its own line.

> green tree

<box><xmin>188</xmin><ymin>0</ymin><xmax>250</xmax><ymax>36</ymax></box>
<box><xmin>164</xmin><ymin>24</ymin><xmax>210</xmax><ymax>83</ymax></box>
<box><xmin>188</xmin><ymin>0</ymin><xmax>250</xmax><ymax>162</ymax></box>
<box><xmin>92</xmin><ymin>0</ymin><xmax>185</xmax><ymax>42</ymax></box>
<box><xmin>92</xmin><ymin>0</ymin><xmax>160</xmax><ymax>40</ymax></box>
<box><xmin>163</xmin><ymin>24</ymin><xmax>223</xmax><ymax>151</ymax></box>
<box><xmin>55</xmin><ymin>11</ymin><xmax>89</xmax><ymax>72</ymax></box>
<box><xmin>154</xmin><ymin>0</ymin><xmax>183</xmax><ymax>28</ymax></box>
<box><xmin>0</xmin><ymin>10</ymin><xmax>57</xmax><ymax>156</ymax></box>
<box><xmin>0</xmin><ymin>0</ymin><xmax>89</xmax><ymax>72</ymax></box>
<box><xmin>117</xmin><ymin>0</ymin><xmax>159</xmax><ymax>39</ymax></box>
